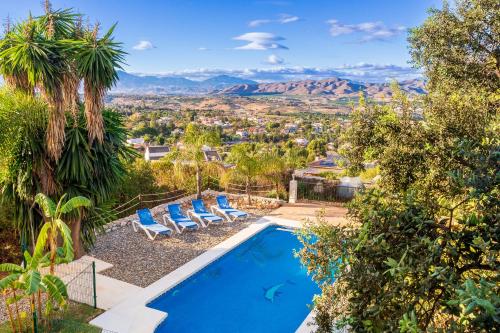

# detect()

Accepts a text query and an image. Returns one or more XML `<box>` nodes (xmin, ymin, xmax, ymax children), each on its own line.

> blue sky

<box><xmin>0</xmin><ymin>0</ymin><xmax>442</xmax><ymax>82</ymax></box>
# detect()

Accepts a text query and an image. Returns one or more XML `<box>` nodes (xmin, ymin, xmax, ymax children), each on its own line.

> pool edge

<box><xmin>90</xmin><ymin>216</ymin><xmax>307</xmax><ymax>333</ymax></box>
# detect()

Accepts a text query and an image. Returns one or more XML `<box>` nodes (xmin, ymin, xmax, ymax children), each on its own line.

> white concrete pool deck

<box><xmin>90</xmin><ymin>215</ymin><xmax>316</xmax><ymax>333</ymax></box>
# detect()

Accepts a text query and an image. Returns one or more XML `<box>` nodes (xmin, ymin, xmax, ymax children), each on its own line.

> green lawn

<box><xmin>0</xmin><ymin>302</ymin><xmax>102</xmax><ymax>333</ymax></box>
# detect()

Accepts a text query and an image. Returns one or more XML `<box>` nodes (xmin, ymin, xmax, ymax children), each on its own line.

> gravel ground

<box><xmin>89</xmin><ymin>206</ymin><xmax>273</xmax><ymax>288</ymax></box>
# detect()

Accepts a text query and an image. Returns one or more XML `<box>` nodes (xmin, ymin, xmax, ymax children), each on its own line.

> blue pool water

<box><xmin>148</xmin><ymin>225</ymin><xmax>320</xmax><ymax>333</ymax></box>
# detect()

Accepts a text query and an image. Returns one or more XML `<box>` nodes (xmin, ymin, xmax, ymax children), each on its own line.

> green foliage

<box><xmin>409</xmin><ymin>0</ymin><xmax>500</xmax><ymax>93</ymax></box>
<box><xmin>307</xmin><ymin>138</ymin><xmax>327</xmax><ymax>159</ymax></box>
<box><xmin>166</xmin><ymin>123</ymin><xmax>222</xmax><ymax>198</ymax></box>
<box><xmin>0</xmin><ymin>88</ymin><xmax>135</xmax><ymax>251</ymax></box>
<box><xmin>298</xmin><ymin>1</ymin><xmax>499</xmax><ymax>331</ymax></box>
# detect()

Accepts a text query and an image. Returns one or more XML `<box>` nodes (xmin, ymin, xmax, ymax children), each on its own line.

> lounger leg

<box><xmin>143</xmin><ymin>228</ymin><xmax>156</xmax><ymax>241</ymax></box>
<box><xmin>164</xmin><ymin>215</ymin><xmax>182</xmax><ymax>234</ymax></box>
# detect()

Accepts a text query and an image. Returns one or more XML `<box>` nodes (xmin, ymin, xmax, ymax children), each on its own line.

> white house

<box><xmin>295</xmin><ymin>138</ymin><xmax>309</xmax><ymax>147</ymax></box>
<box><xmin>145</xmin><ymin>145</ymin><xmax>170</xmax><ymax>161</ymax></box>
<box><xmin>126</xmin><ymin>138</ymin><xmax>145</xmax><ymax>146</ymax></box>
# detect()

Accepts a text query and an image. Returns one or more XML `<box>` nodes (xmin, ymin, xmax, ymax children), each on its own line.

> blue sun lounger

<box><xmin>132</xmin><ymin>208</ymin><xmax>173</xmax><ymax>240</ymax></box>
<box><xmin>211</xmin><ymin>195</ymin><xmax>249</xmax><ymax>222</ymax></box>
<box><xmin>164</xmin><ymin>204</ymin><xmax>199</xmax><ymax>234</ymax></box>
<box><xmin>189</xmin><ymin>199</ymin><xmax>224</xmax><ymax>227</ymax></box>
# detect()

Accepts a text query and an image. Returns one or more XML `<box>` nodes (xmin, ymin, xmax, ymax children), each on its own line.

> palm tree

<box><xmin>0</xmin><ymin>88</ymin><xmax>135</xmax><ymax>257</ymax></box>
<box><xmin>0</xmin><ymin>1</ymin><xmax>125</xmax><ymax>158</ymax></box>
<box><xmin>167</xmin><ymin>123</ymin><xmax>222</xmax><ymax>198</ymax></box>
<box><xmin>226</xmin><ymin>143</ymin><xmax>264</xmax><ymax>204</ymax></box>
<box><xmin>34</xmin><ymin>193</ymin><xmax>91</xmax><ymax>274</ymax></box>
<box><xmin>68</xmin><ymin>23</ymin><xmax>126</xmax><ymax>143</ymax></box>
<box><xmin>262</xmin><ymin>148</ymin><xmax>288</xmax><ymax>200</ymax></box>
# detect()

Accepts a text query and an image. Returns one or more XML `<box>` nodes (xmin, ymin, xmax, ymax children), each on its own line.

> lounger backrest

<box><xmin>137</xmin><ymin>209</ymin><xmax>155</xmax><ymax>225</ymax></box>
<box><xmin>216</xmin><ymin>195</ymin><xmax>231</xmax><ymax>209</ymax></box>
<box><xmin>167</xmin><ymin>204</ymin><xmax>185</xmax><ymax>219</ymax></box>
<box><xmin>192</xmin><ymin>199</ymin><xmax>208</xmax><ymax>214</ymax></box>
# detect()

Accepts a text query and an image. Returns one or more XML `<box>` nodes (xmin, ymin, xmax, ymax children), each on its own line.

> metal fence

<box><xmin>43</xmin><ymin>258</ymin><xmax>97</xmax><ymax>308</ymax></box>
<box><xmin>297</xmin><ymin>179</ymin><xmax>361</xmax><ymax>202</ymax></box>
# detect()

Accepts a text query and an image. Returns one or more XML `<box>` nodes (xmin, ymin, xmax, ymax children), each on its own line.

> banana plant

<box><xmin>0</xmin><ymin>250</ymin><xmax>68</xmax><ymax>333</ymax></box>
<box><xmin>34</xmin><ymin>193</ymin><xmax>91</xmax><ymax>274</ymax></box>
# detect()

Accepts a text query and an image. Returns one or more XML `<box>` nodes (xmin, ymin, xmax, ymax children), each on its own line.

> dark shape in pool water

<box><xmin>148</xmin><ymin>226</ymin><xmax>322</xmax><ymax>333</ymax></box>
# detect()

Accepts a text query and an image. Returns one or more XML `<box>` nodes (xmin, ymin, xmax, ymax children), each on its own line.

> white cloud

<box><xmin>132</xmin><ymin>63</ymin><xmax>421</xmax><ymax>83</ymax></box>
<box><xmin>278</xmin><ymin>14</ymin><xmax>299</xmax><ymax>24</ymax></box>
<box><xmin>133</xmin><ymin>40</ymin><xmax>155</xmax><ymax>50</ymax></box>
<box><xmin>248</xmin><ymin>13</ymin><xmax>300</xmax><ymax>27</ymax></box>
<box><xmin>233</xmin><ymin>32</ymin><xmax>288</xmax><ymax>50</ymax></box>
<box><xmin>265</xmin><ymin>54</ymin><xmax>284</xmax><ymax>65</ymax></box>
<box><xmin>249</xmin><ymin>19</ymin><xmax>272</xmax><ymax>27</ymax></box>
<box><xmin>327</xmin><ymin>20</ymin><xmax>406</xmax><ymax>42</ymax></box>
<box><xmin>198</xmin><ymin>47</ymin><xmax>210</xmax><ymax>51</ymax></box>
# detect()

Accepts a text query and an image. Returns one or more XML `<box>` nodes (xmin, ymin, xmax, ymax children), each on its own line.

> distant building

<box><xmin>203</xmin><ymin>149</ymin><xmax>222</xmax><ymax>162</ymax></box>
<box><xmin>126</xmin><ymin>138</ymin><xmax>145</xmax><ymax>146</ymax></box>
<box><xmin>145</xmin><ymin>145</ymin><xmax>170</xmax><ymax>161</ymax></box>
<box><xmin>283</xmin><ymin>123</ymin><xmax>298</xmax><ymax>134</ymax></box>
<box><xmin>312</xmin><ymin>123</ymin><xmax>323</xmax><ymax>133</ymax></box>
<box><xmin>295</xmin><ymin>138</ymin><xmax>309</xmax><ymax>147</ymax></box>
<box><xmin>172</xmin><ymin>128</ymin><xmax>184</xmax><ymax>136</ymax></box>
<box><xmin>236</xmin><ymin>129</ymin><xmax>249</xmax><ymax>138</ymax></box>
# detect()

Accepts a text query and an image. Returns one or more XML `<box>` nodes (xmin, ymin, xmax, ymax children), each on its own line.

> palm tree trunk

<box><xmin>70</xmin><ymin>217</ymin><xmax>84</xmax><ymax>259</ymax></box>
<box><xmin>246</xmin><ymin>177</ymin><xmax>251</xmax><ymax>205</ymax></box>
<box><xmin>196</xmin><ymin>166</ymin><xmax>202</xmax><ymax>199</ymax></box>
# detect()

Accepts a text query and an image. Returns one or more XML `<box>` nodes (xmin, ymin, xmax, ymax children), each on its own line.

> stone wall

<box><xmin>102</xmin><ymin>190</ymin><xmax>284</xmax><ymax>233</ymax></box>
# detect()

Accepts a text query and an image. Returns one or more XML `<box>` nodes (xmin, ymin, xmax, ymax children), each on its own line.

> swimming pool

<box><xmin>147</xmin><ymin>225</ymin><xmax>320</xmax><ymax>333</ymax></box>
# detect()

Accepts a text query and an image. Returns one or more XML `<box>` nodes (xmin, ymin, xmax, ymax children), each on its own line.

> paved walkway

<box><xmin>267</xmin><ymin>201</ymin><xmax>349</xmax><ymax>225</ymax></box>
<box><xmin>74</xmin><ymin>256</ymin><xmax>143</xmax><ymax>310</ymax></box>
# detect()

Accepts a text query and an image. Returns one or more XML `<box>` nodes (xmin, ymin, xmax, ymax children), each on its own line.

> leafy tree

<box><xmin>409</xmin><ymin>0</ymin><xmax>499</xmax><ymax>93</ymax></box>
<box><xmin>166</xmin><ymin>123</ymin><xmax>222</xmax><ymax>198</ymax></box>
<box><xmin>307</xmin><ymin>138</ymin><xmax>327</xmax><ymax>161</ymax></box>
<box><xmin>298</xmin><ymin>1</ymin><xmax>499</xmax><ymax>331</ymax></box>
<box><xmin>225</xmin><ymin>143</ymin><xmax>265</xmax><ymax>204</ymax></box>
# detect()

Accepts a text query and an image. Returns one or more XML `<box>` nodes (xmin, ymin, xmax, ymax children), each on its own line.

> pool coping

<box><xmin>90</xmin><ymin>215</ymin><xmax>315</xmax><ymax>333</ymax></box>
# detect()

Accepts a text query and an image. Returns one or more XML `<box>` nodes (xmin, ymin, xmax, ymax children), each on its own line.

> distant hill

<box><xmin>111</xmin><ymin>71</ymin><xmax>425</xmax><ymax>98</ymax></box>
<box><xmin>113</xmin><ymin>71</ymin><xmax>257</xmax><ymax>94</ymax></box>
<box><xmin>216</xmin><ymin>78</ymin><xmax>426</xmax><ymax>100</ymax></box>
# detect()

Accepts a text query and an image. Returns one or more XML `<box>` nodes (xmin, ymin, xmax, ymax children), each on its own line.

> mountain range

<box><xmin>114</xmin><ymin>71</ymin><xmax>257</xmax><ymax>94</ymax></box>
<box><xmin>112</xmin><ymin>71</ymin><xmax>426</xmax><ymax>99</ymax></box>
<box><xmin>216</xmin><ymin>77</ymin><xmax>426</xmax><ymax>99</ymax></box>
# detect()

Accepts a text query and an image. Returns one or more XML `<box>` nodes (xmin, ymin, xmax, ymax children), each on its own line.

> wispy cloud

<box><xmin>327</xmin><ymin>20</ymin><xmax>406</xmax><ymax>42</ymax></box>
<box><xmin>278</xmin><ymin>14</ymin><xmax>299</xmax><ymax>24</ymax></box>
<box><xmin>233</xmin><ymin>32</ymin><xmax>288</xmax><ymax>50</ymax></box>
<box><xmin>249</xmin><ymin>19</ymin><xmax>272</xmax><ymax>28</ymax></box>
<box><xmin>197</xmin><ymin>47</ymin><xmax>210</xmax><ymax>51</ymax></box>
<box><xmin>265</xmin><ymin>54</ymin><xmax>284</xmax><ymax>65</ymax></box>
<box><xmin>132</xmin><ymin>63</ymin><xmax>421</xmax><ymax>83</ymax></box>
<box><xmin>248</xmin><ymin>14</ymin><xmax>300</xmax><ymax>27</ymax></box>
<box><xmin>133</xmin><ymin>40</ymin><xmax>155</xmax><ymax>50</ymax></box>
